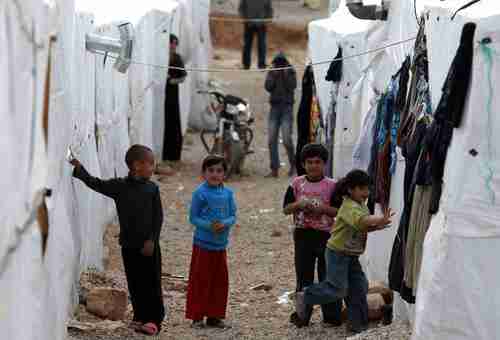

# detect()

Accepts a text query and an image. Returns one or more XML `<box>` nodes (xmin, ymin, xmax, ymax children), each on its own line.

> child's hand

<box><xmin>141</xmin><ymin>240</ymin><xmax>154</xmax><ymax>257</ymax></box>
<box><xmin>380</xmin><ymin>208</ymin><xmax>395</xmax><ymax>226</ymax></box>
<box><xmin>70</xmin><ymin>158</ymin><xmax>81</xmax><ymax>168</ymax></box>
<box><xmin>308</xmin><ymin>203</ymin><xmax>326</xmax><ymax>215</ymax></box>
<box><xmin>211</xmin><ymin>221</ymin><xmax>225</xmax><ymax>233</ymax></box>
<box><xmin>297</xmin><ymin>199</ymin><xmax>309</xmax><ymax>211</ymax></box>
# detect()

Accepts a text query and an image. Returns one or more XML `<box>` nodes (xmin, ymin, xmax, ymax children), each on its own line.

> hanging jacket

<box><xmin>295</xmin><ymin>66</ymin><xmax>314</xmax><ymax>175</ymax></box>
<box><xmin>428</xmin><ymin>22</ymin><xmax>476</xmax><ymax>214</ymax></box>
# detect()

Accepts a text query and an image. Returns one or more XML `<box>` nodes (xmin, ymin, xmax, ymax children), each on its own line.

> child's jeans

<box><xmin>303</xmin><ymin>248</ymin><xmax>369</xmax><ymax>331</ymax></box>
<box><xmin>294</xmin><ymin>228</ymin><xmax>343</xmax><ymax>323</ymax></box>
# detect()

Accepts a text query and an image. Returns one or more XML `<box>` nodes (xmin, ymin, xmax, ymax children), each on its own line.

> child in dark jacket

<box><xmin>186</xmin><ymin>155</ymin><xmax>237</xmax><ymax>329</ymax></box>
<box><xmin>70</xmin><ymin>144</ymin><xmax>164</xmax><ymax>336</ymax></box>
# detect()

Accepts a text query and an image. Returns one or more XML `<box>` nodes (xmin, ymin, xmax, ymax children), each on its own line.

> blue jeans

<box><xmin>304</xmin><ymin>248</ymin><xmax>369</xmax><ymax>331</ymax></box>
<box><xmin>294</xmin><ymin>229</ymin><xmax>342</xmax><ymax>323</ymax></box>
<box><xmin>268</xmin><ymin>104</ymin><xmax>295</xmax><ymax>171</ymax></box>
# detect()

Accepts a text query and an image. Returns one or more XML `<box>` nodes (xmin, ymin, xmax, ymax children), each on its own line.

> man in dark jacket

<box><xmin>239</xmin><ymin>0</ymin><xmax>273</xmax><ymax>69</ymax></box>
<box><xmin>264</xmin><ymin>52</ymin><xmax>297</xmax><ymax>177</ymax></box>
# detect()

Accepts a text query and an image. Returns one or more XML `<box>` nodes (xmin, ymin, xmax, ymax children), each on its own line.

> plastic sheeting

<box><xmin>2</xmin><ymin>1</ymin><xmax>211</xmax><ymax>339</ymax></box>
<box><xmin>187</xmin><ymin>0</ymin><xmax>212</xmax><ymax>130</ymax></box>
<box><xmin>0</xmin><ymin>1</ymin><xmax>49</xmax><ymax>340</ymax></box>
<box><xmin>129</xmin><ymin>6</ymin><xmax>177</xmax><ymax>158</ymax></box>
<box><xmin>171</xmin><ymin>0</ymin><xmax>212</xmax><ymax>132</ymax></box>
<box><xmin>414</xmin><ymin>5</ymin><xmax>500</xmax><ymax>339</ymax></box>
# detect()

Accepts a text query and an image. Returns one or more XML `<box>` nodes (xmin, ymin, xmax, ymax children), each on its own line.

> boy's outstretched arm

<box><xmin>189</xmin><ymin>192</ymin><xmax>212</xmax><ymax>230</ymax></box>
<box><xmin>71</xmin><ymin>159</ymin><xmax>121</xmax><ymax>199</ymax></box>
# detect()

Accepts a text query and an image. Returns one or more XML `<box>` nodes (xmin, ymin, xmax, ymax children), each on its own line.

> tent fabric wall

<box><xmin>414</xmin><ymin>6</ymin><xmax>500</xmax><ymax>339</ymax></box>
<box><xmin>44</xmin><ymin>4</ymin><xmax>104</xmax><ymax>340</ymax></box>
<box><xmin>172</xmin><ymin>0</ymin><xmax>194</xmax><ymax>135</ymax></box>
<box><xmin>171</xmin><ymin>0</ymin><xmax>213</xmax><ymax>133</ymax></box>
<box><xmin>129</xmin><ymin>7</ymin><xmax>177</xmax><ymax>159</ymax></box>
<box><xmin>1</xmin><ymin>1</ymin><xmax>209</xmax><ymax>339</ymax></box>
<box><xmin>187</xmin><ymin>0</ymin><xmax>212</xmax><ymax>130</ymax></box>
<box><xmin>0</xmin><ymin>1</ymin><xmax>49</xmax><ymax>340</ymax></box>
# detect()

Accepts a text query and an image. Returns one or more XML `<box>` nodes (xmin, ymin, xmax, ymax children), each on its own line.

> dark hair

<box><xmin>125</xmin><ymin>144</ymin><xmax>153</xmax><ymax>169</ymax></box>
<box><xmin>202</xmin><ymin>154</ymin><xmax>227</xmax><ymax>172</ymax></box>
<box><xmin>170</xmin><ymin>34</ymin><xmax>179</xmax><ymax>44</ymax></box>
<box><xmin>331</xmin><ymin>169</ymin><xmax>371</xmax><ymax>207</ymax></box>
<box><xmin>272</xmin><ymin>52</ymin><xmax>290</xmax><ymax>67</ymax></box>
<box><xmin>300</xmin><ymin>143</ymin><xmax>329</xmax><ymax>163</ymax></box>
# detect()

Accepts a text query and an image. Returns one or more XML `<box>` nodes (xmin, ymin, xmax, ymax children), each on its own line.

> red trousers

<box><xmin>185</xmin><ymin>245</ymin><xmax>229</xmax><ymax>320</ymax></box>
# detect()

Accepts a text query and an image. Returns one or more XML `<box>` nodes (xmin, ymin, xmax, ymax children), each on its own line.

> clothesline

<box><xmin>96</xmin><ymin>36</ymin><xmax>417</xmax><ymax>74</ymax></box>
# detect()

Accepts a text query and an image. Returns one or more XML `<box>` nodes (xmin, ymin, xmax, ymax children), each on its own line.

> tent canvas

<box><xmin>0</xmin><ymin>1</ymin><xmax>49</xmax><ymax>339</ymax></box>
<box><xmin>128</xmin><ymin>5</ymin><xmax>178</xmax><ymax>158</ymax></box>
<box><xmin>413</xmin><ymin>4</ymin><xmax>500</xmax><ymax>340</ymax></box>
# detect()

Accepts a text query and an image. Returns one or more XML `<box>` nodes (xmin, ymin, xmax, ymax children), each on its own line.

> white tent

<box><xmin>128</xmin><ymin>5</ymin><xmax>178</xmax><ymax>159</ymax></box>
<box><xmin>171</xmin><ymin>0</ymin><xmax>213</xmax><ymax>132</ymax></box>
<box><xmin>310</xmin><ymin>0</ymin><xmax>500</xmax><ymax>336</ymax></box>
<box><xmin>0</xmin><ymin>1</ymin><xmax>49</xmax><ymax>339</ymax></box>
<box><xmin>413</xmin><ymin>3</ymin><xmax>500</xmax><ymax>339</ymax></box>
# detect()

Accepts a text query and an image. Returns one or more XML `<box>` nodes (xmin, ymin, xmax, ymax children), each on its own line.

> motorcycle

<box><xmin>198</xmin><ymin>88</ymin><xmax>254</xmax><ymax>178</ymax></box>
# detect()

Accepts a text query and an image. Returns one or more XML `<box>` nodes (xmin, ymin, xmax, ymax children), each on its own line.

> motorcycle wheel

<box><xmin>224</xmin><ymin>140</ymin><xmax>244</xmax><ymax>178</ymax></box>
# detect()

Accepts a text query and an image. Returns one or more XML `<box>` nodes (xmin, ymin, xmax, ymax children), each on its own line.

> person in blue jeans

<box><xmin>264</xmin><ymin>52</ymin><xmax>297</xmax><ymax>178</ymax></box>
<box><xmin>294</xmin><ymin>169</ymin><xmax>394</xmax><ymax>334</ymax></box>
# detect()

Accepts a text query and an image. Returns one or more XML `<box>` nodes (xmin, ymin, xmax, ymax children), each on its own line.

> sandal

<box><xmin>139</xmin><ymin>322</ymin><xmax>159</xmax><ymax>336</ymax></box>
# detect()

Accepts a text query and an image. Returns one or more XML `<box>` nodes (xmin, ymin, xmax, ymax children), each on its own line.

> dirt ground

<box><xmin>68</xmin><ymin>9</ymin><xmax>411</xmax><ymax>340</ymax></box>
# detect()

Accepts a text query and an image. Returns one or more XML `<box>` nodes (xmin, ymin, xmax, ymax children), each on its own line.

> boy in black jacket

<box><xmin>70</xmin><ymin>144</ymin><xmax>164</xmax><ymax>336</ymax></box>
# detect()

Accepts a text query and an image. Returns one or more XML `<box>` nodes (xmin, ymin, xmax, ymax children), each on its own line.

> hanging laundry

<box><xmin>324</xmin><ymin>46</ymin><xmax>343</xmax><ymax>177</ymax></box>
<box><xmin>309</xmin><ymin>89</ymin><xmax>322</xmax><ymax>144</ymax></box>
<box><xmin>325</xmin><ymin>47</ymin><xmax>343</xmax><ymax>82</ymax></box>
<box><xmin>428</xmin><ymin>22</ymin><xmax>476</xmax><ymax>214</ymax></box>
<box><xmin>352</xmin><ymin>94</ymin><xmax>380</xmax><ymax>171</ymax></box>
<box><xmin>295</xmin><ymin>65</ymin><xmax>314</xmax><ymax>175</ymax></box>
<box><xmin>388</xmin><ymin>19</ymin><xmax>433</xmax><ymax>303</ymax></box>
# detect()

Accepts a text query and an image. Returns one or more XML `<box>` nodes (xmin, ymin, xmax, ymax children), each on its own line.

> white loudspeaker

<box><xmin>85</xmin><ymin>21</ymin><xmax>133</xmax><ymax>73</ymax></box>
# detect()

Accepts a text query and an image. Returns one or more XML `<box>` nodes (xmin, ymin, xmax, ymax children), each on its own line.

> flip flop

<box><xmin>139</xmin><ymin>322</ymin><xmax>159</xmax><ymax>336</ymax></box>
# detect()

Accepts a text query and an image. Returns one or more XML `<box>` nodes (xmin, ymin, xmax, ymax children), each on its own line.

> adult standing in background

<box><xmin>239</xmin><ymin>0</ymin><xmax>273</xmax><ymax>69</ymax></box>
<box><xmin>264</xmin><ymin>52</ymin><xmax>297</xmax><ymax>178</ymax></box>
<box><xmin>163</xmin><ymin>34</ymin><xmax>187</xmax><ymax>164</ymax></box>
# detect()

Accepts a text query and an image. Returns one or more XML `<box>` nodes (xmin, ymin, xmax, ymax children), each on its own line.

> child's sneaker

<box><xmin>191</xmin><ymin>320</ymin><xmax>205</xmax><ymax>329</ymax></box>
<box><xmin>206</xmin><ymin>318</ymin><xmax>231</xmax><ymax>329</ymax></box>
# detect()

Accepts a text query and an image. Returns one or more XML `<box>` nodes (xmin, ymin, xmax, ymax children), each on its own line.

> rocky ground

<box><xmin>68</xmin><ymin>4</ymin><xmax>412</xmax><ymax>340</ymax></box>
